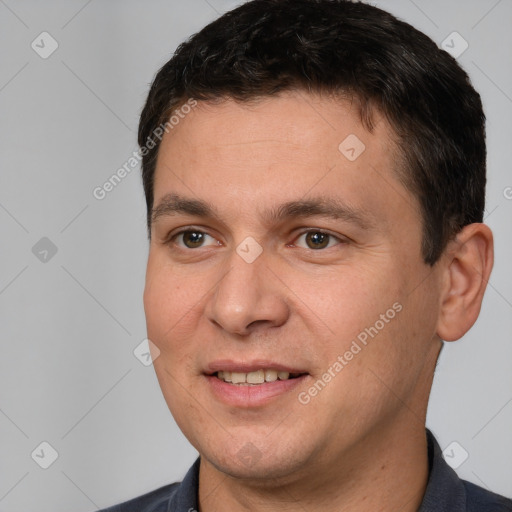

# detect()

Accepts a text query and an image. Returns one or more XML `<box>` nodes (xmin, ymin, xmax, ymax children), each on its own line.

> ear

<box><xmin>436</xmin><ymin>223</ymin><xmax>494</xmax><ymax>342</ymax></box>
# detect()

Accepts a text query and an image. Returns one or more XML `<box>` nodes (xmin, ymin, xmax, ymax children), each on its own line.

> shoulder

<box><xmin>422</xmin><ymin>429</ymin><xmax>512</xmax><ymax>512</ymax></box>
<box><xmin>97</xmin><ymin>481</ymin><xmax>180</xmax><ymax>512</ymax></box>
<box><xmin>463</xmin><ymin>479</ymin><xmax>512</xmax><ymax>512</ymax></box>
<box><xmin>96</xmin><ymin>457</ymin><xmax>201</xmax><ymax>512</ymax></box>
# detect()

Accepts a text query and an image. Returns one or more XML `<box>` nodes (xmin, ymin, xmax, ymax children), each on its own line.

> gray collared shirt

<box><xmin>99</xmin><ymin>429</ymin><xmax>512</xmax><ymax>511</ymax></box>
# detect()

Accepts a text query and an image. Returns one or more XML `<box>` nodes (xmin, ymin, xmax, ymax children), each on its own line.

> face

<box><xmin>144</xmin><ymin>91</ymin><xmax>443</xmax><ymax>483</ymax></box>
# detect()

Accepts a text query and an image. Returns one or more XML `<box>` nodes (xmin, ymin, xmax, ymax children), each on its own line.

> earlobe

<box><xmin>436</xmin><ymin>223</ymin><xmax>494</xmax><ymax>342</ymax></box>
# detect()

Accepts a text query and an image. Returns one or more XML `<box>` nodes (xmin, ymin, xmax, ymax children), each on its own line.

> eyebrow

<box><xmin>151</xmin><ymin>193</ymin><xmax>376</xmax><ymax>231</ymax></box>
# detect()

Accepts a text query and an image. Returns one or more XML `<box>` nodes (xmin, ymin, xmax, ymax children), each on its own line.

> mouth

<box><xmin>214</xmin><ymin>369</ymin><xmax>307</xmax><ymax>385</ymax></box>
<box><xmin>204</xmin><ymin>362</ymin><xmax>309</xmax><ymax>407</ymax></box>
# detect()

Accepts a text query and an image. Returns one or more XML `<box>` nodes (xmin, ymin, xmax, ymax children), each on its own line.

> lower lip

<box><xmin>205</xmin><ymin>374</ymin><xmax>308</xmax><ymax>407</ymax></box>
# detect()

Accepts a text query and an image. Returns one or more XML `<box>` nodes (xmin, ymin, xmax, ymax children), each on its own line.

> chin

<box><xmin>199</xmin><ymin>434</ymin><xmax>315</xmax><ymax>483</ymax></box>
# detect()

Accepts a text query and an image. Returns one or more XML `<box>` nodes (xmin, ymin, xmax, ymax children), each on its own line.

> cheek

<box><xmin>339</xmin><ymin>267</ymin><xmax>441</xmax><ymax>405</ymax></box>
<box><xmin>143</xmin><ymin>258</ymin><xmax>199</xmax><ymax>357</ymax></box>
<box><xmin>304</xmin><ymin>264</ymin><xmax>405</xmax><ymax>350</ymax></box>
<box><xmin>299</xmin><ymin>259</ymin><xmax>428</xmax><ymax>400</ymax></box>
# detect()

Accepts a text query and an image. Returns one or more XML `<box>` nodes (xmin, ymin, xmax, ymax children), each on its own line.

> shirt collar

<box><xmin>167</xmin><ymin>457</ymin><xmax>200</xmax><ymax>512</ymax></box>
<box><xmin>418</xmin><ymin>428</ymin><xmax>467</xmax><ymax>511</ymax></box>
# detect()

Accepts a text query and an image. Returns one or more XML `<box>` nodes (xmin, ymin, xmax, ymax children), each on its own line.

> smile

<box><xmin>215</xmin><ymin>369</ymin><xmax>305</xmax><ymax>385</ymax></box>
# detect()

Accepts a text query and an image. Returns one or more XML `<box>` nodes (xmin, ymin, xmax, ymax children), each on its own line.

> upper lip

<box><xmin>205</xmin><ymin>360</ymin><xmax>308</xmax><ymax>375</ymax></box>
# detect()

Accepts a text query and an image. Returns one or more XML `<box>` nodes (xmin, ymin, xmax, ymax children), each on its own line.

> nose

<box><xmin>204</xmin><ymin>247</ymin><xmax>290</xmax><ymax>337</ymax></box>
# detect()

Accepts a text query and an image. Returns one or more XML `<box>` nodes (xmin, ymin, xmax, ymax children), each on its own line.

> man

<box><xmin>99</xmin><ymin>0</ymin><xmax>511</xmax><ymax>510</ymax></box>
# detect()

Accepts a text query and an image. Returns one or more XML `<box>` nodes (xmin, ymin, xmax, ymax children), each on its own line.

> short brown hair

<box><xmin>138</xmin><ymin>0</ymin><xmax>486</xmax><ymax>265</ymax></box>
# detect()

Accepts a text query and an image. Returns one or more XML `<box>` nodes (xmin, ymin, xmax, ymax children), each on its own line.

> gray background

<box><xmin>0</xmin><ymin>0</ymin><xmax>511</xmax><ymax>510</ymax></box>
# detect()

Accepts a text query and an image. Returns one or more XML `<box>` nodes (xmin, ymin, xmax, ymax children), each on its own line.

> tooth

<box><xmin>231</xmin><ymin>372</ymin><xmax>246</xmax><ymax>384</ymax></box>
<box><xmin>247</xmin><ymin>370</ymin><xmax>265</xmax><ymax>384</ymax></box>
<box><xmin>219</xmin><ymin>369</ymin><xmax>293</xmax><ymax>383</ymax></box>
<box><xmin>264</xmin><ymin>369</ymin><xmax>278</xmax><ymax>382</ymax></box>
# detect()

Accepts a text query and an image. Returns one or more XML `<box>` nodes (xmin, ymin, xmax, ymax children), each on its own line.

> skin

<box><xmin>144</xmin><ymin>91</ymin><xmax>494</xmax><ymax>511</ymax></box>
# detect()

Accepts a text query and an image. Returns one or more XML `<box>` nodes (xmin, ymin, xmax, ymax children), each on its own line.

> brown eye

<box><xmin>293</xmin><ymin>230</ymin><xmax>343</xmax><ymax>250</ymax></box>
<box><xmin>304</xmin><ymin>232</ymin><xmax>330</xmax><ymax>249</ymax></box>
<box><xmin>171</xmin><ymin>230</ymin><xmax>218</xmax><ymax>249</ymax></box>
<box><xmin>181</xmin><ymin>231</ymin><xmax>206</xmax><ymax>248</ymax></box>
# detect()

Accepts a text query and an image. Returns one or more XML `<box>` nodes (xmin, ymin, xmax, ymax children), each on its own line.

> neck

<box><xmin>198</xmin><ymin>421</ymin><xmax>429</xmax><ymax>512</ymax></box>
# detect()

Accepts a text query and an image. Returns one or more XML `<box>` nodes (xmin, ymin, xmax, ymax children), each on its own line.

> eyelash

<box><xmin>166</xmin><ymin>227</ymin><xmax>346</xmax><ymax>251</ymax></box>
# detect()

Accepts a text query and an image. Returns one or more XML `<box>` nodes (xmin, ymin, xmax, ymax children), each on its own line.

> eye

<box><xmin>293</xmin><ymin>230</ymin><xmax>344</xmax><ymax>250</ymax></box>
<box><xmin>170</xmin><ymin>229</ymin><xmax>219</xmax><ymax>249</ymax></box>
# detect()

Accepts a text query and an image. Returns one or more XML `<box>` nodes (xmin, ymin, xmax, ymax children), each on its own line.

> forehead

<box><xmin>152</xmin><ymin>91</ymin><xmax>418</xmax><ymax>231</ymax></box>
